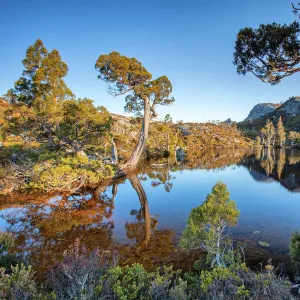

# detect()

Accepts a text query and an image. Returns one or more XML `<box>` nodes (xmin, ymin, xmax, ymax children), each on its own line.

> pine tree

<box><xmin>5</xmin><ymin>39</ymin><xmax>73</xmax><ymax>110</ymax></box>
<box><xmin>260</xmin><ymin>120</ymin><xmax>275</xmax><ymax>147</ymax></box>
<box><xmin>254</xmin><ymin>135</ymin><xmax>261</xmax><ymax>147</ymax></box>
<box><xmin>4</xmin><ymin>39</ymin><xmax>74</xmax><ymax>147</ymax></box>
<box><xmin>180</xmin><ymin>182</ymin><xmax>239</xmax><ymax>267</ymax></box>
<box><xmin>276</xmin><ymin>116</ymin><xmax>286</xmax><ymax>148</ymax></box>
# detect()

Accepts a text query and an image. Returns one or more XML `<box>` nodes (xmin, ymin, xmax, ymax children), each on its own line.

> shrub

<box><xmin>47</xmin><ymin>238</ymin><xmax>107</xmax><ymax>300</ymax></box>
<box><xmin>198</xmin><ymin>261</ymin><xmax>293</xmax><ymax>300</ymax></box>
<box><xmin>0</xmin><ymin>264</ymin><xmax>49</xmax><ymax>300</ymax></box>
<box><xmin>29</xmin><ymin>155</ymin><xmax>114</xmax><ymax>191</ymax></box>
<box><xmin>290</xmin><ymin>231</ymin><xmax>300</xmax><ymax>277</ymax></box>
<box><xmin>0</xmin><ymin>232</ymin><xmax>22</xmax><ymax>270</ymax></box>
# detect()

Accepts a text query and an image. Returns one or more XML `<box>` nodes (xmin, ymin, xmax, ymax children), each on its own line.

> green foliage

<box><xmin>57</xmin><ymin>98</ymin><xmax>112</xmax><ymax>153</ymax></box>
<box><xmin>260</xmin><ymin>120</ymin><xmax>275</xmax><ymax>147</ymax></box>
<box><xmin>0</xmin><ymin>232</ymin><xmax>14</xmax><ymax>254</ymax></box>
<box><xmin>181</xmin><ymin>181</ymin><xmax>239</xmax><ymax>267</ymax></box>
<box><xmin>201</xmin><ymin>266</ymin><xmax>242</xmax><ymax>291</ymax></box>
<box><xmin>96</xmin><ymin>264</ymin><xmax>188</xmax><ymax>300</ymax></box>
<box><xmin>290</xmin><ymin>231</ymin><xmax>300</xmax><ymax>276</ymax></box>
<box><xmin>198</xmin><ymin>260</ymin><xmax>293</xmax><ymax>300</ymax></box>
<box><xmin>0</xmin><ymin>232</ymin><xmax>23</xmax><ymax>270</ymax></box>
<box><xmin>234</xmin><ymin>21</ymin><xmax>300</xmax><ymax>84</ymax></box>
<box><xmin>288</xmin><ymin>131</ymin><xmax>300</xmax><ymax>146</ymax></box>
<box><xmin>29</xmin><ymin>155</ymin><xmax>114</xmax><ymax>191</ymax></box>
<box><xmin>0</xmin><ymin>264</ymin><xmax>48</xmax><ymax>300</ymax></box>
<box><xmin>104</xmin><ymin>264</ymin><xmax>150</xmax><ymax>300</ymax></box>
<box><xmin>0</xmin><ymin>237</ymin><xmax>295</xmax><ymax>300</ymax></box>
<box><xmin>149</xmin><ymin>265</ymin><xmax>187</xmax><ymax>300</ymax></box>
<box><xmin>7</xmin><ymin>39</ymin><xmax>72</xmax><ymax>107</ymax></box>
<box><xmin>276</xmin><ymin>117</ymin><xmax>286</xmax><ymax>147</ymax></box>
<box><xmin>95</xmin><ymin>51</ymin><xmax>152</xmax><ymax>96</ymax></box>
<box><xmin>95</xmin><ymin>51</ymin><xmax>174</xmax><ymax>119</ymax></box>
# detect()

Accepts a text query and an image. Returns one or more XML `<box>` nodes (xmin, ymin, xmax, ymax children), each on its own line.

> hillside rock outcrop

<box><xmin>244</xmin><ymin>103</ymin><xmax>281</xmax><ymax>121</ymax></box>
<box><xmin>277</xmin><ymin>97</ymin><xmax>300</xmax><ymax>116</ymax></box>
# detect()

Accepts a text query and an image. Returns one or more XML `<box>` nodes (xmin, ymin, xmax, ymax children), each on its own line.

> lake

<box><xmin>1</xmin><ymin>148</ymin><xmax>300</xmax><ymax>279</ymax></box>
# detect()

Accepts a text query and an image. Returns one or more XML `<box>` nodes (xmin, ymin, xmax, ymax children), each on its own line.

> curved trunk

<box><xmin>122</xmin><ymin>96</ymin><xmax>150</xmax><ymax>172</ymax></box>
<box><xmin>129</xmin><ymin>175</ymin><xmax>151</xmax><ymax>248</ymax></box>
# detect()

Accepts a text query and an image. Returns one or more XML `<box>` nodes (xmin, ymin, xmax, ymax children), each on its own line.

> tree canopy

<box><xmin>181</xmin><ymin>182</ymin><xmax>239</xmax><ymax>267</ymax></box>
<box><xmin>5</xmin><ymin>39</ymin><xmax>73</xmax><ymax>107</ymax></box>
<box><xmin>233</xmin><ymin>21</ymin><xmax>300</xmax><ymax>84</ymax></box>
<box><xmin>95</xmin><ymin>51</ymin><xmax>174</xmax><ymax>118</ymax></box>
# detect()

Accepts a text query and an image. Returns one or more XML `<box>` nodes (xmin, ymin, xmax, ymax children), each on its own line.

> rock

<box><xmin>224</xmin><ymin>118</ymin><xmax>233</xmax><ymax>125</ymax></box>
<box><xmin>278</xmin><ymin>96</ymin><xmax>300</xmax><ymax>115</ymax></box>
<box><xmin>176</xmin><ymin>147</ymin><xmax>186</xmax><ymax>162</ymax></box>
<box><xmin>245</xmin><ymin>103</ymin><xmax>281</xmax><ymax>121</ymax></box>
<box><xmin>258</xmin><ymin>241</ymin><xmax>270</xmax><ymax>248</ymax></box>
<box><xmin>253</xmin><ymin>230</ymin><xmax>261</xmax><ymax>235</ymax></box>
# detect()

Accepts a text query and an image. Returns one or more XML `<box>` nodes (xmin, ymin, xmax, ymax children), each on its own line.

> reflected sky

<box><xmin>111</xmin><ymin>164</ymin><xmax>300</xmax><ymax>250</ymax></box>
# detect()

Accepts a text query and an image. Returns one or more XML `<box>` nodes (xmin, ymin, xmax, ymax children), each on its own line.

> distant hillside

<box><xmin>111</xmin><ymin>114</ymin><xmax>252</xmax><ymax>161</ymax></box>
<box><xmin>0</xmin><ymin>97</ymin><xmax>10</xmax><ymax>127</ymax></box>
<box><xmin>239</xmin><ymin>97</ymin><xmax>300</xmax><ymax>134</ymax></box>
<box><xmin>244</xmin><ymin>103</ymin><xmax>281</xmax><ymax>121</ymax></box>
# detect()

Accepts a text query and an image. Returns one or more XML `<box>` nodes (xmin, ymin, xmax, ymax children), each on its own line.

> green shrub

<box><xmin>103</xmin><ymin>264</ymin><xmax>150</xmax><ymax>300</ymax></box>
<box><xmin>29</xmin><ymin>155</ymin><xmax>114</xmax><ymax>191</ymax></box>
<box><xmin>0</xmin><ymin>264</ymin><xmax>50</xmax><ymax>300</ymax></box>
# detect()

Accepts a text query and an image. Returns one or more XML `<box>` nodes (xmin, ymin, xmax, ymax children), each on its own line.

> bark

<box><xmin>111</xmin><ymin>138</ymin><xmax>118</xmax><ymax>163</ymax></box>
<box><xmin>122</xmin><ymin>96</ymin><xmax>151</xmax><ymax>172</ymax></box>
<box><xmin>129</xmin><ymin>175</ymin><xmax>151</xmax><ymax>248</ymax></box>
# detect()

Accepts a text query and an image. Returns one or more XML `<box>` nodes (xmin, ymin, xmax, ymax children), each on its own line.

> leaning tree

<box><xmin>95</xmin><ymin>51</ymin><xmax>174</xmax><ymax>171</ymax></box>
<box><xmin>233</xmin><ymin>21</ymin><xmax>300</xmax><ymax>84</ymax></box>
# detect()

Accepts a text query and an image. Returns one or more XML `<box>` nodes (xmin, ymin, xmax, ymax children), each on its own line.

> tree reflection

<box><xmin>0</xmin><ymin>174</ymin><xmax>177</xmax><ymax>277</ymax></box>
<box><xmin>241</xmin><ymin>148</ymin><xmax>300</xmax><ymax>192</ymax></box>
<box><xmin>260</xmin><ymin>148</ymin><xmax>275</xmax><ymax>176</ymax></box>
<box><xmin>147</xmin><ymin>166</ymin><xmax>175</xmax><ymax>193</ymax></box>
<box><xmin>118</xmin><ymin>175</ymin><xmax>175</xmax><ymax>270</ymax></box>
<box><xmin>1</xmin><ymin>184</ymin><xmax>118</xmax><ymax>279</ymax></box>
<box><xmin>276</xmin><ymin>149</ymin><xmax>286</xmax><ymax>179</ymax></box>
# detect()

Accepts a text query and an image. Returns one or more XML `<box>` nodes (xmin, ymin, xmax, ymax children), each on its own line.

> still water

<box><xmin>1</xmin><ymin>148</ymin><xmax>300</xmax><ymax>278</ymax></box>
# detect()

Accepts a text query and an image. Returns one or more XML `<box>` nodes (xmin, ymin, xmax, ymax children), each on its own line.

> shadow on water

<box><xmin>1</xmin><ymin>148</ymin><xmax>300</xmax><ymax>278</ymax></box>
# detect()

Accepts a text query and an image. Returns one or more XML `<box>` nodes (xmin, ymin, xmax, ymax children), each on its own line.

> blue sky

<box><xmin>1</xmin><ymin>0</ymin><xmax>299</xmax><ymax>122</ymax></box>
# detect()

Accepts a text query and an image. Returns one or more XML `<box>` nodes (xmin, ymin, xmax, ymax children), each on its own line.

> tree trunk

<box><xmin>129</xmin><ymin>175</ymin><xmax>151</xmax><ymax>248</ymax></box>
<box><xmin>122</xmin><ymin>96</ymin><xmax>150</xmax><ymax>172</ymax></box>
<box><xmin>111</xmin><ymin>138</ymin><xmax>118</xmax><ymax>164</ymax></box>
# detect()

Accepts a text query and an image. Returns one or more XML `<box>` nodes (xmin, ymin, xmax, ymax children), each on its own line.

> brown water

<box><xmin>1</xmin><ymin>148</ymin><xmax>300</xmax><ymax>279</ymax></box>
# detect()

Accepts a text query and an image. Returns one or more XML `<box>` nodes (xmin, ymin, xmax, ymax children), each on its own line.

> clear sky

<box><xmin>1</xmin><ymin>0</ymin><xmax>299</xmax><ymax>122</ymax></box>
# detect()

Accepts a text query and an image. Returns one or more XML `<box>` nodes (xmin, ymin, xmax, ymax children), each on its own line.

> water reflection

<box><xmin>0</xmin><ymin>174</ymin><xmax>180</xmax><ymax>278</ymax></box>
<box><xmin>241</xmin><ymin>148</ymin><xmax>300</xmax><ymax>192</ymax></box>
<box><xmin>1</xmin><ymin>148</ymin><xmax>300</xmax><ymax>278</ymax></box>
